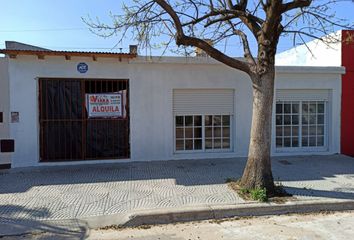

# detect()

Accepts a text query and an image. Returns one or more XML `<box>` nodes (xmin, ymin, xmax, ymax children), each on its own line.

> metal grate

<box><xmin>39</xmin><ymin>78</ymin><xmax>130</xmax><ymax>162</ymax></box>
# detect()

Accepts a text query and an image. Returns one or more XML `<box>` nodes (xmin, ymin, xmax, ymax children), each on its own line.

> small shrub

<box><xmin>249</xmin><ymin>188</ymin><xmax>268</xmax><ymax>202</ymax></box>
<box><xmin>239</xmin><ymin>187</ymin><xmax>249</xmax><ymax>195</ymax></box>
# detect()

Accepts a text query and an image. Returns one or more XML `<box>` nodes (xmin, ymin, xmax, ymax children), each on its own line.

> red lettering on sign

<box><xmin>91</xmin><ymin>106</ymin><xmax>120</xmax><ymax>113</ymax></box>
<box><xmin>90</xmin><ymin>96</ymin><xmax>98</xmax><ymax>103</ymax></box>
<box><xmin>90</xmin><ymin>95</ymin><xmax>110</xmax><ymax>104</ymax></box>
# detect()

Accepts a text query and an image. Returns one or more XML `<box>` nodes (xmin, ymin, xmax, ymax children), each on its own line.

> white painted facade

<box><xmin>0</xmin><ymin>57</ymin><xmax>11</xmax><ymax>165</ymax></box>
<box><xmin>1</xmin><ymin>55</ymin><xmax>344</xmax><ymax>168</ymax></box>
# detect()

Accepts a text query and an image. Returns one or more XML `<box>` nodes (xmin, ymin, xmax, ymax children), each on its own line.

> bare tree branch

<box><xmin>84</xmin><ymin>0</ymin><xmax>354</xmax><ymax>196</ymax></box>
<box><xmin>84</xmin><ymin>0</ymin><xmax>353</xmax><ymax>75</ymax></box>
<box><xmin>282</xmin><ymin>0</ymin><xmax>312</xmax><ymax>13</ymax></box>
<box><xmin>155</xmin><ymin>0</ymin><xmax>251</xmax><ymax>73</ymax></box>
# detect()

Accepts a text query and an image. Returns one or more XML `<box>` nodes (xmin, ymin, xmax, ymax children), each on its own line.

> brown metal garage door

<box><xmin>39</xmin><ymin>78</ymin><xmax>130</xmax><ymax>162</ymax></box>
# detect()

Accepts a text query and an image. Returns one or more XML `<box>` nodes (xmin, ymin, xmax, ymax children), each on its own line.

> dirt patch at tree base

<box><xmin>227</xmin><ymin>179</ymin><xmax>296</xmax><ymax>203</ymax></box>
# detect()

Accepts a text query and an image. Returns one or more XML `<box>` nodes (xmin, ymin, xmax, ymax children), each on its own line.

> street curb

<box><xmin>1</xmin><ymin>200</ymin><xmax>353</xmax><ymax>236</ymax></box>
<box><xmin>81</xmin><ymin>200</ymin><xmax>354</xmax><ymax>228</ymax></box>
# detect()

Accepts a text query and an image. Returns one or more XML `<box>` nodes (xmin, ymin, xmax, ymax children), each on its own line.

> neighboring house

<box><xmin>0</xmin><ymin>41</ymin><xmax>344</xmax><ymax>168</ymax></box>
<box><xmin>276</xmin><ymin>30</ymin><xmax>354</xmax><ymax>157</ymax></box>
<box><xmin>0</xmin><ymin>56</ymin><xmax>10</xmax><ymax>168</ymax></box>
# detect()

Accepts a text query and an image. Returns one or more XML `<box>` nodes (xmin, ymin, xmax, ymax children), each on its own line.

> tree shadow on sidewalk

<box><xmin>0</xmin><ymin>155</ymin><xmax>353</xmax><ymax>195</ymax></box>
<box><xmin>0</xmin><ymin>205</ymin><xmax>88</xmax><ymax>240</ymax></box>
<box><xmin>284</xmin><ymin>186</ymin><xmax>354</xmax><ymax>200</ymax></box>
<box><xmin>273</xmin><ymin>155</ymin><xmax>354</xmax><ymax>182</ymax></box>
<box><xmin>0</xmin><ymin>158</ymin><xmax>246</xmax><ymax>194</ymax></box>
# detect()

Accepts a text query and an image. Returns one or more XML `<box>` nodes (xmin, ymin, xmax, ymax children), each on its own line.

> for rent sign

<box><xmin>86</xmin><ymin>93</ymin><xmax>123</xmax><ymax>118</ymax></box>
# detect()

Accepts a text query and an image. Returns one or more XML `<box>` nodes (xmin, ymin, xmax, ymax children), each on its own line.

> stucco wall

<box><xmin>0</xmin><ymin>57</ymin><xmax>11</xmax><ymax>164</ymax></box>
<box><xmin>273</xmin><ymin>71</ymin><xmax>342</xmax><ymax>156</ymax></box>
<box><xmin>6</xmin><ymin>56</ymin><xmax>343</xmax><ymax>168</ymax></box>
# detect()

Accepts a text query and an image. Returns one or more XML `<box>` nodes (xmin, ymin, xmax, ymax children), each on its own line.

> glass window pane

<box><xmin>284</xmin><ymin>126</ymin><xmax>291</xmax><ymax>136</ymax></box>
<box><xmin>309</xmin><ymin>137</ymin><xmax>316</xmax><ymax>146</ymax></box>
<box><xmin>223</xmin><ymin>127</ymin><xmax>230</xmax><ymax>138</ymax></box>
<box><xmin>222</xmin><ymin>115</ymin><xmax>230</xmax><ymax>126</ymax></box>
<box><xmin>214</xmin><ymin>127</ymin><xmax>221</xmax><ymax>138</ymax></box>
<box><xmin>317</xmin><ymin>126</ymin><xmax>324</xmax><ymax>135</ymax></box>
<box><xmin>205</xmin><ymin>115</ymin><xmax>212</xmax><ymax>126</ymax></box>
<box><xmin>318</xmin><ymin>103</ymin><xmax>325</xmax><ymax>113</ymax></box>
<box><xmin>292</xmin><ymin>115</ymin><xmax>299</xmax><ymax>125</ymax></box>
<box><xmin>276</xmin><ymin>126</ymin><xmax>283</xmax><ymax>137</ymax></box>
<box><xmin>292</xmin><ymin>126</ymin><xmax>299</xmax><ymax>136</ymax></box>
<box><xmin>176</xmin><ymin>128</ymin><xmax>184</xmax><ymax>138</ymax></box>
<box><xmin>292</xmin><ymin>137</ymin><xmax>299</xmax><ymax>147</ymax></box>
<box><xmin>185</xmin><ymin>140</ymin><xmax>193</xmax><ymax>150</ymax></box>
<box><xmin>276</xmin><ymin>115</ymin><xmax>282</xmax><ymax>125</ymax></box>
<box><xmin>205</xmin><ymin>127</ymin><xmax>212</xmax><ymax>138</ymax></box>
<box><xmin>317</xmin><ymin>136</ymin><xmax>324</xmax><ymax>146</ymax></box>
<box><xmin>214</xmin><ymin>139</ymin><xmax>221</xmax><ymax>149</ymax></box>
<box><xmin>194</xmin><ymin>116</ymin><xmax>202</xmax><ymax>126</ymax></box>
<box><xmin>309</xmin><ymin>115</ymin><xmax>316</xmax><ymax>124</ymax></box>
<box><xmin>284</xmin><ymin>115</ymin><xmax>291</xmax><ymax>125</ymax></box>
<box><xmin>309</xmin><ymin>126</ymin><xmax>316</xmax><ymax>135</ymax></box>
<box><xmin>194</xmin><ymin>127</ymin><xmax>202</xmax><ymax>138</ymax></box>
<box><xmin>205</xmin><ymin>138</ymin><xmax>212</xmax><ymax>149</ymax></box>
<box><xmin>276</xmin><ymin>138</ymin><xmax>283</xmax><ymax>147</ymax></box>
<box><xmin>222</xmin><ymin>138</ymin><xmax>230</xmax><ymax>149</ymax></box>
<box><xmin>176</xmin><ymin>140</ymin><xmax>184</xmax><ymax>150</ymax></box>
<box><xmin>213</xmin><ymin>115</ymin><xmax>221</xmax><ymax>126</ymax></box>
<box><xmin>309</xmin><ymin>103</ymin><xmax>316</xmax><ymax>114</ymax></box>
<box><xmin>317</xmin><ymin>115</ymin><xmax>324</xmax><ymax>124</ymax></box>
<box><xmin>176</xmin><ymin>116</ymin><xmax>184</xmax><ymax>127</ymax></box>
<box><xmin>185</xmin><ymin>128</ymin><xmax>193</xmax><ymax>138</ymax></box>
<box><xmin>302</xmin><ymin>137</ymin><xmax>308</xmax><ymax>147</ymax></box>
<box><xmin>292</xmin><ymin>103</ymin><xmax>299</xmax><ymax>114</ymax></box>
<box><xmin>284</xmin><ymin>138</ymin><xmax>291</xmax><ymax>147</ymax></box>
<box><xmin>302</xmin><ymin>115</ymin><xmax>309</xmax><ymax>124</ymax></box>
<box><xmin>302</xmin><ymin>126</ymin><xmax>309</xmax><ymax>136</ymax></box>
<box><xmin>302</xmin><ymin>103</ymin><xmax>308</xmax><ymax>114</ymax></box>
<box><xmin>194</xmin><ymin>140</ymin><xmax>202</xmax><ymax>150</ymax></box>
<box><xmin>284</xmin><ymin>104</ymin><xmax>291</xmax><ymax>114</ymax></box>
<box><xmin>185</xmin><ymin>116</ymin><xmax>193</xmax><ymax>126</ymax></box>
<box><xmin>276</xmin><ymin>104</ymin><xmax>282</xmax><ymax>114</ymax></box>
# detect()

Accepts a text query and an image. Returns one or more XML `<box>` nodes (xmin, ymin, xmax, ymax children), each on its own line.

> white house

<box><xmin>0</xmin><ymin>42</ymin><xmax>344</xmax><ymax>168</ymax></box>
<box><xmin>276</xmin><ymin>30</ymin><xmax>354</xmax><ymax>157</ymax></box>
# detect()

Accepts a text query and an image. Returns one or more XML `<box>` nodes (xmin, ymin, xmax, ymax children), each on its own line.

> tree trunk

<box><xmin>240</xmin><ymin>69</ymin><xmax>275</xmax><ymax>195</ymax></box>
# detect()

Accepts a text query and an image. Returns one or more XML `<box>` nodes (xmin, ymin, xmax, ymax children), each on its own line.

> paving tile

<box><xmin>0</xmin><ymin>155</ymin><xmax>353</xmax><ymax>225</ymax></box>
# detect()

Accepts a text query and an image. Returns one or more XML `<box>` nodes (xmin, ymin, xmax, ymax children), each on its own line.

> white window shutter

<box><xmin>276</xmin><ymin>89</ymin><xmax>330</xmax><ymax>101</ymax></box>
<box><xmin>173</xmin><ymin>89</ymin><xmax>234</xmax><ymax>115</ymax></box>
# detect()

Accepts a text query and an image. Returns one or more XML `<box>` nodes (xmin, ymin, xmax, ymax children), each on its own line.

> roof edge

<box><xmin>276</xmin><ymin>66</ymin><xmax>345</xmax><ymax>74</ymax></box>
<box><xmin>132</xmin><ymin>56</ymin><xmax>345</xmax><ymax>74</ymax></box>
<box><xmin>0</xmin><ymin>52</ymin><xmax>346</xmax><ymax>74</ymax></box>
<box><xmin>0</xmin><ymin>49</ymin><xmax>137</xmax><ymax>60</ymax></box>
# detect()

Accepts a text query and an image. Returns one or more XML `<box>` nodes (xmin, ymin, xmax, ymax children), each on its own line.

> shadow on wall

<box><xmin>0</xmin><ymin>205</ymin><xmax>88</xmax><ymax>239</ymax></box>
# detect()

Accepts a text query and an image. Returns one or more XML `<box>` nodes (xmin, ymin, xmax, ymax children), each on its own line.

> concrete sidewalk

<box><xmin>0</xmin><ymin>155</ymin><xmax>354</xmax><ymax>237</ymax></box>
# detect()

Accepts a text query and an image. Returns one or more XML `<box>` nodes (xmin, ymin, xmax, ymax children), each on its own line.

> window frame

<box><xmin>174</xmin><ymin>114</ymin><xmax>233</xmax><ymax>153</ymax></box>
<box><xmin>274</xmin><ymin>100</ymin><xmax>328</xmax><ymax>153</ymax></box>
<box><xmin>175</xmin><ymin>115</ymin><xmax>204</xmax><ymax>152</ymax></box>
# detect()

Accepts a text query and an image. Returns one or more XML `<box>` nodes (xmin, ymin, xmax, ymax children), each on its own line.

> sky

<box><xmin>1</xmin><ymin>0</ymin><xmax>354</xmax><ymax>56</ymax></box>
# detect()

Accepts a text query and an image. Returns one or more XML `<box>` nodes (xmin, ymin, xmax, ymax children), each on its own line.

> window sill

<box><xmin>174</xmin><ymin>149</ymin><xmax>233</xmax><ymax>154</ymax></box>
<box><xmin>275</xmin><ymin>147</ymin><xmax>328</xmax><ymax>153</ymax></box>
